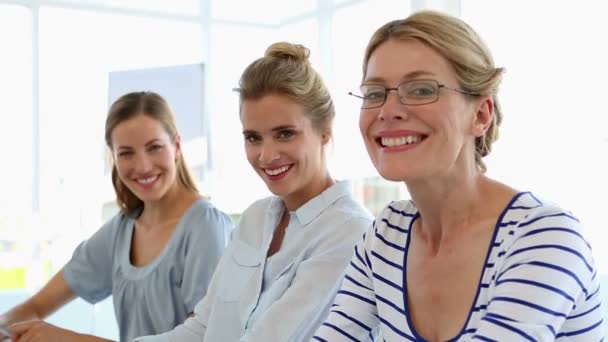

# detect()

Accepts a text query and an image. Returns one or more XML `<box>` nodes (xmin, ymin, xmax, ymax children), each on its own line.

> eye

<box><xmin>244</xmin><ymin>134</ymin><xmax>261</xmax><ymax>144</ymax></box>
<box><xmin>404</xmin><ymin>81</ymin><xmax>438</xmax><ymax>98</ymax></box>
<box><xmin>361</xmin><ymin>85</ymin><xmax>385</xmax><ymax>101</ymax></box>
<box><xmin>117</xmin><ymin>150</ymin><xmax>133</xmax><ymax>158</ymax></box>
<box><xmin>148</xmin><ymin>144</ymin><xmax>163</xmax><ymax>152</ymax></box>
<box><xmin>276</xmin><ymin>129</ymin><xmax>296</xmax><ymax>141</ymax></box>
<box><xmin>364</xmin><ymin>91</ymin><xmax>385</xmax><ymax>101</ymax></box>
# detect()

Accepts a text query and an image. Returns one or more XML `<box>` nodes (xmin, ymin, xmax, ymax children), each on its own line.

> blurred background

<box><xmin>0</xmin><ymin>0</ymin><xmax>606</xmax><ymax>339</ymax></box>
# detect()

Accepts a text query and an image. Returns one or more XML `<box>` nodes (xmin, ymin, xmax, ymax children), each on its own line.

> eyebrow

<box><xmin>145</xmin><ymin>139</ymin><xmax>163</xmax><ymax>146</ymax></box>
<box><xmin>364</xmin><ymin>70</ymin><xmax>437</xmax><ymax>84</ymax></box>
<box><xmin>116</xmin><ymin>139</ymin><xmax>163</xmax><ymax>150</ymax></box>
<box><xmin>243</xmin><ymin>125</ymin><xmax>296</xmax><ymax>135</ymax></box>
<box><xmin>271</xmin><ymin>125</ymin><xmax>296</xmax><ymax>132</ymax></box>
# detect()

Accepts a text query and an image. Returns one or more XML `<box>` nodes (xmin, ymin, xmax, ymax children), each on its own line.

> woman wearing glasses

<box><xmin>1</xmin><ymin>92</ymin><xmax>232</xmax><ymax>342</ymax></box>
<box><xmin>315</xmin><ymin>11</ymin><xmax>604</xmax><ymax>341</ymax></box>
<box><xmin>134</xmin><ymin>42</ymin><xmax>372</xmax><ymax>342</ymax></box>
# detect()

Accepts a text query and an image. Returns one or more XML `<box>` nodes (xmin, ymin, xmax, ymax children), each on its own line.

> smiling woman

<box><xmin>0</xmin><ymin>92</ymin><xmax>233</xmax><ymax>342</ymax></box>
<box><xmin>241</xmin><ymin>93</ymin><xmax>332</xmax><ymax>211</ymax></box>
<box><xmin>315</xmin><ymin>10</ymin><xmax>604</xmax><ymax>341</ymax></box>
<box><xmin>134</xmin><ymin>42</ymin><xmax>372</xmax><ymax>342</ymax></box>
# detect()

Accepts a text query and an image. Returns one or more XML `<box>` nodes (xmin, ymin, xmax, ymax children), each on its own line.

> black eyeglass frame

<box><xmin>348</xmin><ymin>79</ymin><xmax>480</xmax><ymax>109</ymax></box>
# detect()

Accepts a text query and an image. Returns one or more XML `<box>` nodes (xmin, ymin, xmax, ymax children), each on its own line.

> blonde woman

<box><xmin>315</xmin><ymin>11</ymin><xmax>604</xmax><ymax>341</ymax></box>
<box><xmin>135</xmin><ymin>42</ymin><xmax>372</xmax><ymax>342</ymax></box>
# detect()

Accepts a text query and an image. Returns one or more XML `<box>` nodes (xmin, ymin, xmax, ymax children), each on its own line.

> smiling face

<box><xmin>241</xmin><ymin>93</ymin><xmax>330</xmax><ymax>207</ymax></box>
<box><xmin>110</xmin><ymin>113</ymin><xmax>180</xmax><ymax>204</ymax></box>
<box><xmin>359</xmin><ymin>39</ymin><xmax>490</xmax><ymax>182</ymax></box>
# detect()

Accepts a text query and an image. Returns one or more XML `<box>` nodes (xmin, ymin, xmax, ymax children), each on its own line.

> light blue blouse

<box><xmin>62</xmin><ymin>199</ymin><xmax>232</xmax><ymax>342</ymax></box>
<box><xmin>134</xmin><ymin>181</ymin><xmax>373</xmax><ymax>342</ymax></box>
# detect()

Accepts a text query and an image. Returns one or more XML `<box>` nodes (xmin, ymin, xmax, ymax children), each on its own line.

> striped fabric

<box><xmin>314</xmin><ymin>192</ymin><xmax>605</xmax><ymax>341</ymax></box>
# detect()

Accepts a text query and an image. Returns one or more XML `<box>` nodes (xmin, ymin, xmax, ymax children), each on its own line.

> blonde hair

<box><xmin>235</xmin><ymin>42</ymin><xmax>335</xmax><ymax>134</ymax></box>
<box><xmin>105</xmin><ymin>91</ymin><xmax>199</xmax><ymax>215</ymax></box>
<box><xmin>364</xmin><ymin>10</ymin><xmax>504</xmax><ymax>172</ymax></box>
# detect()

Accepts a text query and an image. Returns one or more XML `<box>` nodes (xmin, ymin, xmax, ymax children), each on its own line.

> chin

<box><xmin>379</xmin><ymin>173</ymin><xmax>406</xmax><ymax>182</ymax></box>
<box><xmin>376</xmin><ymin>165</ymin><xmax>416</xmax><ymax>182</ymax></box>
<box><xmin>132</xmin><ymin>186</ymin><xmax>166</xmax><ymax>202</ymax></box>
<box><xmin>138</xmin><ymin>194</ymin><xmax>164</xmax><ymax>203</ymax></box>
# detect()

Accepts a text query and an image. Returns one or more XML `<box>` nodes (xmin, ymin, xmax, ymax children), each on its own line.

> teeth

<box><xmin>265</xmin><ymin>165</ymin><xmax>290</xmax><ymax>176</ymax></box>
<box><xmin>381</xmin><ymin>136</ymin><xmax>420</xmax><ymax>147</ymax></box>
<box><xmin>138</xmin><ymin>176</ymin><xmax>158</xmax><ymax>184</ymax></box>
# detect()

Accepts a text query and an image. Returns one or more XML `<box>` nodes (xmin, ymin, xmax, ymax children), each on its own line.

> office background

<box><xmin>1</xmin><ymin>0</ymin><xmax>607</xmax><ymax>339</ymax></box>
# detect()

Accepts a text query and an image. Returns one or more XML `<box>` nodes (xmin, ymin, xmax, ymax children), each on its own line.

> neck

<box><xmin>407</xmin><ymin>165</ymin><xmax>490</xmax><ymax>249</ymax></box>
<box><xmin>140</xmin><ymin>183</ymin><xmax>199</xmax><ymax>225</ymax></box>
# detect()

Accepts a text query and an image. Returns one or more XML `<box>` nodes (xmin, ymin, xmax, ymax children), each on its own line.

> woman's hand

<box><xmin>9</xmin><ymin>320</ymin><xmax>79</xmax><ymax>342</ymax></box>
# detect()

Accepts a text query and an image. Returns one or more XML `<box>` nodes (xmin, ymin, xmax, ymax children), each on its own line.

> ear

<box><xmin>321</xmin><ymin>130</ymin><xmax>331</xmax><ymax>145</ymax></box>
<box><xmin>471</xmin><ymin>96</ymin><xmax>494</xmax><ymax>137</ymax></box>
<box><xmin>173</xmin><ymin>134</ymin><xmax>182</xmax><ymax>159</ymax></box>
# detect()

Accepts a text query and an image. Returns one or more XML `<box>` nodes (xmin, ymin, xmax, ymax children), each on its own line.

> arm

<box><xmin>313</xmin><ymin>224</ymin><xmax>380</xmax><ymax>342</ymax></box>
<box><xmin>10</xmin><ymin>320</ymin><xmax>114</xmax><ymax>342</ymax></box>
<box><xmin>0</xmin><ymin>273</ymin><xmax>116</xmax><ymax>342</ymax></box>
<box><xmin>0</xmin><ymin>271</ymin><xmax>76</xmax><ymax>329</ymax></box>
<box><xmin>2</xmin><ymin>216</ymin><xmax>119</xmax><ymax>341</ymax></box>
<box><xmin>473</xmin><ymin>210</ymin><xmax>603</xmax><ymax>341</ymax></box>
<box><xmin>242</xmin><ymin>217</ymin><xmax>376</xmax><ymax>342</ymax></box>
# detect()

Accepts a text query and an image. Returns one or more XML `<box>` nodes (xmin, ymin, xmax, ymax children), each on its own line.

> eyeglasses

<box><xmin>349</xmin><ymin>79</ymin><xmax>480</xmax><ymax>109</ymax></box>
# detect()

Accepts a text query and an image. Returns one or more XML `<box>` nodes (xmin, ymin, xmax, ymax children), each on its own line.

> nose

<box><xmin>377</xmin><ymin>89</ymin><xmax>408</xmax><ymax>121</ymax></box>
<box><xmin>259</xmin><ymin>141</ymin><xmax>280</xmax><ymax>164</ymax></box>
<box><xmin>133</xmin><ymin>153</ymin><xmax>153</xmax><ymax>173</ymax></box>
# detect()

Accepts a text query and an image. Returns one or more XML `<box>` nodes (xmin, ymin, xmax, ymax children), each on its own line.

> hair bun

<box><xmin>265</xmin><ymin>42</ymin><xmax>310</xmax><ymax>63</ymax></box>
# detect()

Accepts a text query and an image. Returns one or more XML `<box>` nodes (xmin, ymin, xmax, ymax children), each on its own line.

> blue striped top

<box><xmin>314</xmin><ymin>192</ymin><xmax>605</xmax><ymax>341</ymax></box>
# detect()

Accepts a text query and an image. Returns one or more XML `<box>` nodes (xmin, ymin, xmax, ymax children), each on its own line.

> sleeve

<box><xmin>180</xmin><ymin>204</ymin><xmax>233</xmax><ymax>313</ymax></box>
<box><xmin>473</xmin><ymin>208</ymin><xmax>603</xmax><ymax>341</ymax></box>
<box><xmin>313</xmin><ymin>221</ymin><xmax>381</xmax><ymax>342</ymax></box>
<box><xmin>241</xmin><ymin>216</ymin><xmax>374</xmax><ymax>342</ymax></box>
<box><xmin>61</xmin><ymin>215</ymin><xmax>121</xmax><ymax>304</ymax></box>
<box><xmin>131</xmin><ymin>304</ymin><xmax>210</xmax><ymax>342</ymax></box>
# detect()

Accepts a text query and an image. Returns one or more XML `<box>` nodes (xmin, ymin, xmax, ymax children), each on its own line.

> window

<box><xmin>462</xmin><ymin>0</ymin><xmax>608</xmax><ymax>273</ymax></box>
<box><xmin>44</xmin><ymin>0</ymin><xmax>200</xmax><ymax>16</ymax></box>
<box><xmin>36</xmin><ymin>6</ymin><xmax>203</xmax><ymax>273</ymax></box>
<box><xmin>330</xmin><ymin>0</ymin><xmax>411</xmax><ymax>212</ymax></box>
<box><xmin>0</xmin><ymin>4</ymin><xmax>33</xmax><ymax>290</ymax></box>
<box><xmin>212</xmin><ymin>0</ymin><xmax>317</xmax><ymax>25</ymax></box>
<box><xmin>205</xmin><ymin>23</ymin><xmax>276</xmax><ymax>214</ymax></box>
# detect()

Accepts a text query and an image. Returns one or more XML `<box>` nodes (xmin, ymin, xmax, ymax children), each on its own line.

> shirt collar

<box><xmin>265</xmin><ymin>180</ymin><xmax>353</xmax><ymax>227</ymax></box>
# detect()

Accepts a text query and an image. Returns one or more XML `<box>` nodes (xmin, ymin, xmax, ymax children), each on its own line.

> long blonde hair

<box><xmin>105</xmin><ymin>91</ymin><xmax>199</xmax><ymax>215</ymax></box>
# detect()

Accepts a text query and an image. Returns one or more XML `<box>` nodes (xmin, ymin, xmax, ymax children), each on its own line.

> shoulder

<box><xmin>177</xmin><ymin>199</ymin><xmax>233</xmax><ymax>244</ymax></box>
<box><xmin>374</xmin><ymin>200</ymin><xmax>418</xmax><ymax>234</ymax></box>
<box><xmin>181</xmin><ymin>199</ymin><xmax>232</xmax><ymax>227</ymax></box>
<box><xmin>501</xmin><ymin>193</ymin><xmax>597</xmax><ymax>276</ymax></box>
<box><xmin>506</xmin><ymin>193</ymin><xmax>587</xmax><ymax>245</ymax></box>
<box><xmin>244</xmin><ymin>196</ymin><xmax>275</xmax><ymax>213</ymax></box>
<box><xmin>228</xmin><ymin>196</ymin><xmax>275</xmax><ymax>238</ymax></box>
<box><xmin>354</xmin><ymin>200</ymin><xmax>417</xmax><ymax>256</ymax></box>
<box><xmin>323</xmin><ymin>195</ymin><xmax>373</xmax><ymax>228</ymax></box>
<box><xmin>238</xmin><ymin>196</ymin><xmax>275</xmax><ymax>223</ymax></box>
